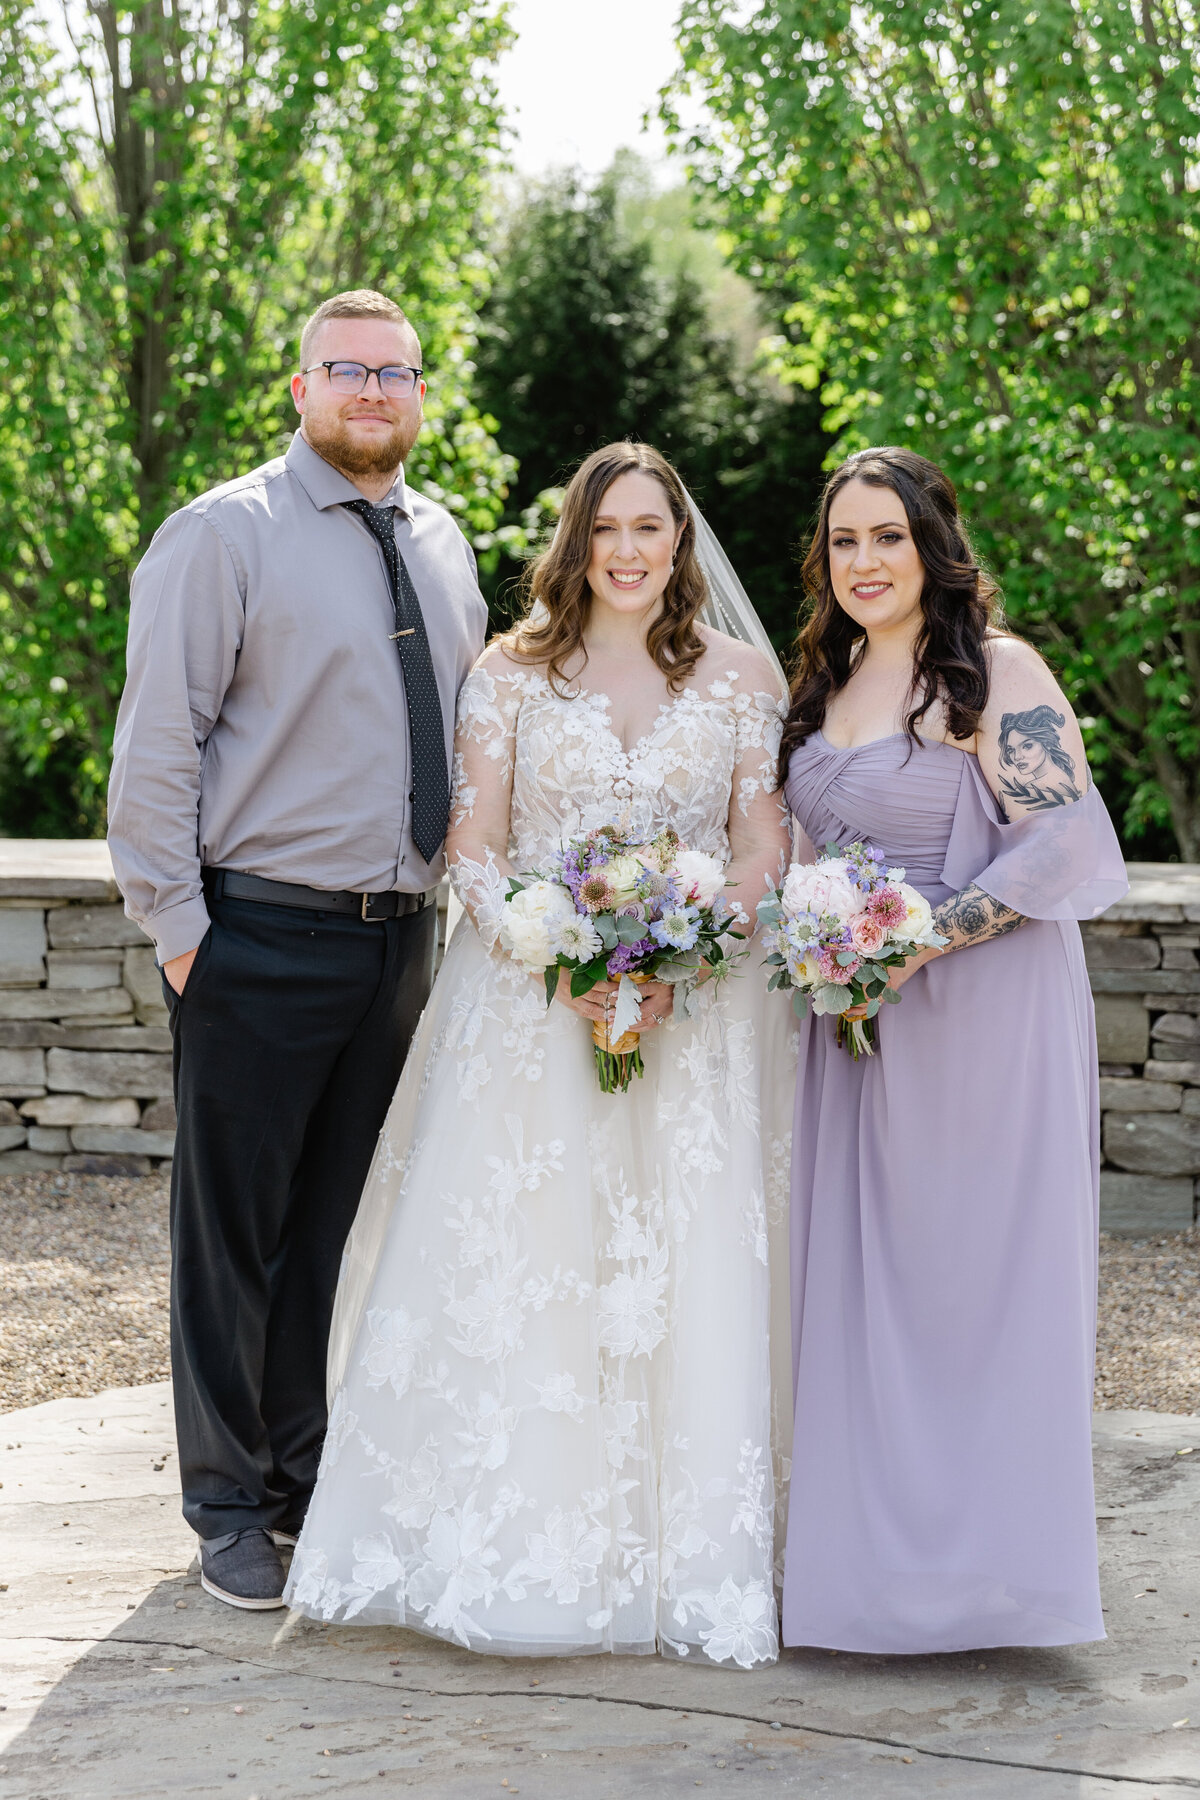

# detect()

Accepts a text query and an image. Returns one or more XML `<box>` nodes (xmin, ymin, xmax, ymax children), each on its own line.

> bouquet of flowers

<box><xmin>757</xmin><ymin>841</ymin><xmax>946</xmax><ymax>1058</ymax></box>
<box><xmin>499</xmin><ymin>823</ymin><xmax>743</xmax><ymax>1093</ymax></box>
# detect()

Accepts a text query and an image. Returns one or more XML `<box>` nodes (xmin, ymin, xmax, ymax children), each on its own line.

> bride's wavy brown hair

<box><xmin>507</xmin><ymin>441</ymin><xmax>707</xmax><ymax>695</ymax></box>
<box><xmin>777</xmin><ymin>447</ymin><xmax>1002</xmax><ymax>784</ymax></box>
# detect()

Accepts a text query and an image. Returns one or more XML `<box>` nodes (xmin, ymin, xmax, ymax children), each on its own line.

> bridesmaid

<box><xmin>780</xmin><ymin>447</ymin><xmax>1127</xmax><ymax>1654</ymax></box>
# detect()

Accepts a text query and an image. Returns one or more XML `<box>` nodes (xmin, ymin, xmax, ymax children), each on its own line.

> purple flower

<box><xmin>607</xmin><ymin>940</ymin><xmax>653</xmax><ymax>976</ymax></box>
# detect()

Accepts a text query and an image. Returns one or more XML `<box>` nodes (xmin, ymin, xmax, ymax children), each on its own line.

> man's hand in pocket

<box><xmin>163</xmin><ymin>947</ymin><xmax>199</xmax><ymax>996</ymax></box>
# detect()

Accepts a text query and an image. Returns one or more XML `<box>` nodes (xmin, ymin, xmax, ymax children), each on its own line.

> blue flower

<box><xmin>649</xmin><ymin>907</ymin><xmax>700</xmax><ymax>951</ymax></box>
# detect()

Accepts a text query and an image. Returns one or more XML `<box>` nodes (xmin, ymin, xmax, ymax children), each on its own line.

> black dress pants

<box><xmin>163</xmin><ymin>889</ymin><xmax>437</xmax><ymax>1539</ymax></box>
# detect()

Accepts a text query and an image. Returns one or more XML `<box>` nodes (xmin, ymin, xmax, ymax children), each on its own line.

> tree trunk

<box><xmin>96</xmin><ymin>0</ymin><xmax>183</xmax><ymax>545</ymax></box>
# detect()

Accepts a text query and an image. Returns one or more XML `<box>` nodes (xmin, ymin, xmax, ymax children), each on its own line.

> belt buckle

<box><xmin>360</xmin><ymin>892</ymin><xmax>390</xmax><ymax>922</ymax></box>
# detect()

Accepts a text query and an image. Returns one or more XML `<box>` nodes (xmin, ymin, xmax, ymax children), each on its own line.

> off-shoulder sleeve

<box><xmin>941</xmin><ymin>753</ymin><xmax>1128</xmax><ymax>921</ymax></box>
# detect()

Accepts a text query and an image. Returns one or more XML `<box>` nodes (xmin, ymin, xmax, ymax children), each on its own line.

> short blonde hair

<box><xmin>299</xmin><ymin>290</ymin><xmax>420</xmax><ymax>371</ymax></box>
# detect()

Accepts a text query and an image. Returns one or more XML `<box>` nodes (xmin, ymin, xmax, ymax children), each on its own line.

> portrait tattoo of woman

<box><xmin>997</xmin><ymin>705</ymin><xmax>1083</xmax><ymax>813</ymax></box>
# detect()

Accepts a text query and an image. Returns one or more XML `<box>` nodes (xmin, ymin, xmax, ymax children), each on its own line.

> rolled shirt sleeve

<box><xmin>108</xmin><ymin>509</ymin><xmax>244</xmax><ymax>964</ymax></box>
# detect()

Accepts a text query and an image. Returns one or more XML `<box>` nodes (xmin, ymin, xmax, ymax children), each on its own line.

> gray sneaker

<box><xmin>200</xmin><ymin>1529</ymin><xmax>286</xmax><ymax>1610</ymax></box>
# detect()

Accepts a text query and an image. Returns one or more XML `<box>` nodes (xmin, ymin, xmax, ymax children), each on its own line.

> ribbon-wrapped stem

<box><xmin>593</xmin><ymin>972</ymin><xmax>651</xmax><ymax>1094</ymax></box>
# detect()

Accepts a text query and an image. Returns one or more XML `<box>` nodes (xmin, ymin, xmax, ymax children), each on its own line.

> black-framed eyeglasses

<box><xmin>302</xmin><ymin>360</ymin><xmax>424</xmax><ymax>398</ymax></box>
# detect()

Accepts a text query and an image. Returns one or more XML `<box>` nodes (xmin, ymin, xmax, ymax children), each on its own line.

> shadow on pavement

<box><xmin>1</xmin><ymin>1387</ymin><xmax>1198</xmax><ymax>1797</ymax></box>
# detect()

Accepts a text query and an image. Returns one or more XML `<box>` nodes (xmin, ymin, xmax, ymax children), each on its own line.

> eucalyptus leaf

<box><xmin>812</xmin><ymin>986</ymin><xmax>856</xmax><ymax>1017</ymax></box>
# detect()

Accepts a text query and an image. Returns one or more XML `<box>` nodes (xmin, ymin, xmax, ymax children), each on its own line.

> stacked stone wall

<box><xmin>0</xmin><ymin>845</ymin><xmax>172</xmax><ymax>1174</ymax></box>
<box><xmin>0</xmin><ymin>842</ymin><xmax>451</xmax><ymax>1177</ymax></box>
<box><xmin>1086</xmin><ymin>864</ymin><xmax>1200</xmax><ymax>1235</ymax></box>
<box><xmin>0</xmin><ymin>847</ymin><xmax>1196</xmax><ymax>1231</ymax></box>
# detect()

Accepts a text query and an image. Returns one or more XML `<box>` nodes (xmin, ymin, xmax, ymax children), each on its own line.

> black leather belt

<box><xmin>203</xmin><ymin>868</ymin><xmax>436</xmax><ymax>922</ymax></box>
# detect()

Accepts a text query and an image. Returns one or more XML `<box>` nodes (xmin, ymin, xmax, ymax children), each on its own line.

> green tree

<box><xmin>474</xmin><ymin>162</ymin><xmax>827</xmax><ymax>645</ymax></box>
<box><xmin>669</xmin><ymin>0</ymin><xmax>1200</xmax><ymax>857</ymax></box>
<box><xmin>0</xmin><ymin>0</ymin><xmax>515</xmax><ymax>833</ymax></box>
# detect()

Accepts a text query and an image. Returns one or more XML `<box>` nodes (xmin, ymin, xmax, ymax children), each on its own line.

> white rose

<box><xmin>671</xmin><ymin>849</ymin><xmax>726</xmax><ymax>907</ymax></box>
<box><xmin>781</xmin><ymin>859</ymin><xmax>862</xmax><ymax>924</ymax></box>
<box><xmin>592</xmin><ymin>854</ymin><xmax>643</xmax><ymax>904</ymax></box>
<box><xmin>896</xmin><ymin>882</ymin><xmax>936</xmax><ymax>945</ymax></box>
<box><xmin>785</xmin><ymin>948</ymin><xmax>821</xmax><ymax>986</ymax></box>
<box><xmin>499</xmin><ymin>881</ymin><xmax>577</xmax><ymax>969</ymax></box>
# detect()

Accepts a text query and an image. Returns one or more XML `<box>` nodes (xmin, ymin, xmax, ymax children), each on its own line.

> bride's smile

<box><xmin>587</xmin><ymin>470</ymin><xmax>683</xmax><ymax>620</ymax></box>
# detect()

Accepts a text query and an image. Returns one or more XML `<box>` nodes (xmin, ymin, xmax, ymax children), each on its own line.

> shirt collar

<box><xmin>285</xmin><ymin>430</ymin><xmax>412</xmax><ymax>519</ymax></box>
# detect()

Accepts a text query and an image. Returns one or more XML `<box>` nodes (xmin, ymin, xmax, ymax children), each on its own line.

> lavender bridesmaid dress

<box><xmin>782</xmin><ymin>731</ymin><xmax>1127</xmax><ymax>1654</ymax></box>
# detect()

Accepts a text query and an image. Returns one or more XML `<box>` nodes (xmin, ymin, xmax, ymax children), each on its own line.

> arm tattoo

<box><xmin>997</xmin><ymin>705</ymin><xmax>1082</xmax><ymax>815</ymax></box>
<box><xmin>933</xmin><ymin>883</ymin><xmax>1026</xmax><ymax>951</ymax></box>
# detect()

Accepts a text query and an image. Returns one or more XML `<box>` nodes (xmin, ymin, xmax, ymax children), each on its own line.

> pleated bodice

<box><xmin>784</xmin><ymin>730</ymin><xmax>967</xmax><ymax>904</ymax></box>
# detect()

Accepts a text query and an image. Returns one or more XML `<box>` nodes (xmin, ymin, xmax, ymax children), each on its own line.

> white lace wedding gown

<box><xmin>284</xmin><ymin>650</ymin><xmax>798</xmax><ymax>1665</ymax></box>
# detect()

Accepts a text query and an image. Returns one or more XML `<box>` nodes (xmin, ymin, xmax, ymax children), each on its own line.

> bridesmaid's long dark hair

<box><xmin>778</xmin><ymin>447</ymin><xmax>1002</xmax><ymax>784</ymax></box>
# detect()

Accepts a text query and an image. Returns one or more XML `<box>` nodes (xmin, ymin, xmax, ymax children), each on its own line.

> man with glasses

<box><xmin>108</xmin><ymin>289</ymin><xmax>487</xmax><ymax>1610</ymax></box>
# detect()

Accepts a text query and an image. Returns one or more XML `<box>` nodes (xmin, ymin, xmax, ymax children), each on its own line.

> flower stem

<box><xmin>594</xmin><ymin>1044</ymin><xmax>645</xmax><ymax>1093</ymax></box>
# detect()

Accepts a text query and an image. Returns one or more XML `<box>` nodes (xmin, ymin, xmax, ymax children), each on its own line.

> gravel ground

<box><xmin>1</xmin><ymin>1171</ymin><xmax>171</xmax><ymax>1412</ymax></box>
<box><xmin>0</xmin><ymin>1173</ymin><xmax>1196</xmax><ymax>1416</ymax></box>
<box><xmin>1094</xmin><ymin>1230</ymin><xmax>1200</xmax><ymax>1413</ymax></box>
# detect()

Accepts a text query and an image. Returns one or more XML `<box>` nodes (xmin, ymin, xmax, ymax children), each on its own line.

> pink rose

<box><xmin>850</xmin><ymin>914</ymin><xmax>886</xmax><ymax>956</ymax></box>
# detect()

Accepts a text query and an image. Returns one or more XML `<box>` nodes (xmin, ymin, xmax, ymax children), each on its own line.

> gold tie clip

<box><xmin>389</xmin><ymin>628</ymin><xmax>415</xmax><ymax>639</ymax></box>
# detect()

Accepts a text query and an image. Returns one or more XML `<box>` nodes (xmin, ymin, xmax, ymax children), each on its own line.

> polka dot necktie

<box><xmin>344</xmin><ymin>498</ymin><xmax>450</xmax><ymax>865</ymax></box>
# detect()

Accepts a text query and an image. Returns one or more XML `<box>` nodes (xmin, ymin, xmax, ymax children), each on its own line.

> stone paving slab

<box><xmin>1</xmin><ymin>1385</ymin><xmax>1198</xmax><ymax>1797</ymax></box>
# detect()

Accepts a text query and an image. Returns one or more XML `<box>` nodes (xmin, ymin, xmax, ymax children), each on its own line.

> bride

<box><xmin>284</xmin><ymin>442</ymin><xmax>797</xmax><ymax>1665</ymax></box>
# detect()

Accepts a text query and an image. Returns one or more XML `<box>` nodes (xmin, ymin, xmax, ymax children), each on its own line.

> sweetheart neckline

<box><xmin>811</xmin><ymin>726</ymin><xmax>972</xmax><ymax>757</ymax></box>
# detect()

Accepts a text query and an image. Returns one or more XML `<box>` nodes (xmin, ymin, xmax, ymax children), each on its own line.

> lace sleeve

<box><xmin>723</xmin><ymin>663</ymin><xmax>792</xmax><ymax>925</ymax></box>
<box><xmin>446</xmin><ymin>652</ymin><xmax>525</xmax><ymax>950</ymax></box>
<box><xmin>732</xmin><ymin>685</ymin><xmax>785</xmax><ymax>820</ymax></box>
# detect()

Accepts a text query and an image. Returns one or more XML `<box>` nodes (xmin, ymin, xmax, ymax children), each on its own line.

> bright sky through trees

<box><xmin>496</xmin><ymin>0</ymin><xmax>680</xmax><ymax>173</ymax></box>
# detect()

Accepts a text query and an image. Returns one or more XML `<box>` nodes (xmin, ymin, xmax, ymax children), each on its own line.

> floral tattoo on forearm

<box><xmin>997</xmin><ymin>705</ymin><xmax>1083</xmax><ymax>814</ymax></box>
<box><xmin>933</xmin><ymin>884</ymin><xmax>1026</xmax><ymax>951</ymax></box>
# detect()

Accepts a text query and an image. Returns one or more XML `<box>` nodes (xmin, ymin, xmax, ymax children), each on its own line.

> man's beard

<box><xmin>304</xmin><ymin>409</ymin><xmax>421</xmax><ymax>477</ymax></box>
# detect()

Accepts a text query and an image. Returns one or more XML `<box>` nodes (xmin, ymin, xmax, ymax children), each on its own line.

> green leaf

<box><xmin>570</xmin><ymin>954</ymin><xmax>610</xmax><ymax>997</ymax></box>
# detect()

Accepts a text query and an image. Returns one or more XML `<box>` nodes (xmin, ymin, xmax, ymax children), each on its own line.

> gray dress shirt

<box><xmin>108</xmin><ymin>432</ymin><xmax>488</xmax><ymax>964</ymax></box>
